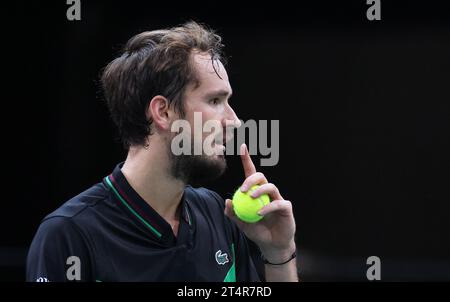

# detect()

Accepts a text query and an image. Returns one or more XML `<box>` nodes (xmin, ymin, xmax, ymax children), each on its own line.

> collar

<box><xmin>103</xmin><ymin>162</ymin><xmax>193</xmax><ymax>242</ymax></box>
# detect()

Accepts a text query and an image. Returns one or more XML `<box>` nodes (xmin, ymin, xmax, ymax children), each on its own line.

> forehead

<box><xmin>189</xmin><ymin>52</ymin><xmax>231</xmax><ymax>95</ymax></box>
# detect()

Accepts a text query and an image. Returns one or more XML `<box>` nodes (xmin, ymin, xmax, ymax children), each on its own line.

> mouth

<box><xmin>212</xmin><ymin>131</ymin><xmax>233</xmax><ymax>156</ymax></box>
<box><xmin>224</xmin><ymin>128</ymin><xmax>235</xmax><ymax>145</ymax></box>
<box><xmin>214</xmin><ymin>141</ymin><xmax>226</xmax><ymax>155</ymax></box>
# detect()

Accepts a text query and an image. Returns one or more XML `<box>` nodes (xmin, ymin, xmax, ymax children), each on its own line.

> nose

<box><xmin>224</xmin><ymin>103</ymin><xmax>241</xmax><ymax>129</ymax></box>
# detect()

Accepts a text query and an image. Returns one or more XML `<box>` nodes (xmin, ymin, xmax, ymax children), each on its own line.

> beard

<box><xmin>167</xmin><ymin>143</ymin><xmax>227</xmax><ymax>187</ymax></box>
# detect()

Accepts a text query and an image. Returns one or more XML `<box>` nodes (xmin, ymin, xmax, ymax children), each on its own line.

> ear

<box><xmin>147</xmin><ymin>95</ymin><xmax>173</xmax><ymax>131</ymax></box>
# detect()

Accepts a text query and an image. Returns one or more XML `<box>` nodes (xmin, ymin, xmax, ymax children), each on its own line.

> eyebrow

<box><xmin>204</xmin><ymin>89</ymin><xmax>233</xmax><ymax>99</ymax></box>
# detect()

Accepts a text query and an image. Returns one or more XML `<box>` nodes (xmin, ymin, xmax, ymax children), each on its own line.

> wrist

<box><xmin>260</xmin><ymin>241</ymin><xmax>296</xmax><ymax>265</ymax></box>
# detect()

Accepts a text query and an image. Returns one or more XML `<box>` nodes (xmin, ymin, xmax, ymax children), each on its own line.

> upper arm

<box><xmin>26</xmin><ymin>216</ymin><xmax>93</xmax><ymax>282</ymax></box>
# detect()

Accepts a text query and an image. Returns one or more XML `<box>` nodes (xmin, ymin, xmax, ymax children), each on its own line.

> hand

<box><xmin>224</xmin><ymin>144</ymin><xmax>296</xmax><ymax>262</ymax></box>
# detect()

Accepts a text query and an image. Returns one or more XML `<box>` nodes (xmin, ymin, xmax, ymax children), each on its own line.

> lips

<box><xmin>210</xmin><ymin>129</ymin><xmax>234</xmax><ymax>155</ymax></box>
<box><xmin>223</xmin><ymin>128</ymin><xmax>235</xmax><ymax>145</ymax></box>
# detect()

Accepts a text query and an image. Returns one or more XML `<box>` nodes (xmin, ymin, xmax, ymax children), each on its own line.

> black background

<box><xmin>1</xmin><ymin>0</ymin><xmax>449</xmax><ymax>281</ymax></box>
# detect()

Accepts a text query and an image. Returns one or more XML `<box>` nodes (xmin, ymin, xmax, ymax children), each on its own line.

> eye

<box><xmin>209</xmin><ymin>98</ymin><xmax>220</xmax><ymax>105</ymax></box>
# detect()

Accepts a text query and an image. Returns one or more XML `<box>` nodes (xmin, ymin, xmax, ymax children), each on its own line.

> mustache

<box><xmin>214</xmin><ymin>128</ymin><xmax>235</xmax><ymax>144</ymax></box>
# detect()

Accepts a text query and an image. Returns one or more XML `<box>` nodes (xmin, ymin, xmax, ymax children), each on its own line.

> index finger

<box><xmin>240</xmin><ymin>143</ymin><xmax>257</xmax><ymax>178</ymax></box>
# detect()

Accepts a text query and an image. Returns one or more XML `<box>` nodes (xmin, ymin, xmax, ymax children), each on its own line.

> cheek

<box><xmin>202</xmin><ymin>110</ymin><xmax>222</xmax><ymax>123</ymax></box>
<box><xmin>190</xmin><ymin>104</ymin><xmax>223</xmax><ymax>123</ymax></box>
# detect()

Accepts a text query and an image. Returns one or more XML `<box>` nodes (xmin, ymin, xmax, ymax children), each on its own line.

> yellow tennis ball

<box><xmin>232</xmin><ymin>185</ymin><xmax>270</xmax><ymax>223</ymax></box>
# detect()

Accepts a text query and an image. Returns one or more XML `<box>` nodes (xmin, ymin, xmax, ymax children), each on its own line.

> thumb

<box><xmin>224</xmin><ymin>199</ymin><xmax>236</xmax><ymax>219</ymax></box>
<box><xmin>224</xmin><ymin>199</ymin><xmax>247</xmax><ymax>229</ymax></box>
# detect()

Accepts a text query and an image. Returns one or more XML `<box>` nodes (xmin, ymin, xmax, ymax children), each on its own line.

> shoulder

<box><xmin>27</xmin><ymin>183</ymin><xmax>108</xmax><ymax>259</ymax></box>
<box><xmin>27</xmin><ymin>215</ymin><xmax>93</xmax><ymax>282</ymax></box>
<box><xmin>35</xmin><ymin>182</ymin><xmax>109</xmax><ymax>241</ymax></box>
<box><xmin>32</xmin><ymin>216</ymin><xmax>82</xmax><ymax>245</ymax></box>
<box><xmin>46</xmin><ymin>183</ymin><xmax>107</xmax><ymax>219</ymax></box>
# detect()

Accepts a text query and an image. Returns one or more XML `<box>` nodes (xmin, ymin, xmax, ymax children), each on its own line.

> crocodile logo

<box><xmin>215</xmin><ymin>250</ymin><xmax>229</xmax><ymax>265</ymax></box>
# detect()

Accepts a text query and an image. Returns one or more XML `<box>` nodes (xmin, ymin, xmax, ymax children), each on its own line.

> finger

<box><xmin>240</xmin><ymin>144</ymin><xmax>257</xmax><ymax>178</ymax></box>
<box><xmin>249</xmin><ymin>183</ymin><xmax>283</xmax><ymax>200</ymax></box>
<box><xmin>258</xmin><ymin>199</ymin><xmax>293</xmax><ymax>216</ymax></box>
<box><xmin>224</xmin><ymin>198</ymin><xmax>235</xmax><ymax>218</ymax></box>
<box><xmin>241</xmin><ymin>172</ymin><xmax>268</xmax><ymax>192</ymax></box>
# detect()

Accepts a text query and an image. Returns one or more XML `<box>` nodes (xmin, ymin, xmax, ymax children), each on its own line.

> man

<box><xmin>27</xmin><ymin>21</ymin><xmax>298</xmax><ymax>282</ymax></box>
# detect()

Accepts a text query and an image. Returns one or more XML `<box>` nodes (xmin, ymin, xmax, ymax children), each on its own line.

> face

<box><xmin>168</xmin><ymin>52</ymin><xmax>241</xmax><ymax>186</ymax></box>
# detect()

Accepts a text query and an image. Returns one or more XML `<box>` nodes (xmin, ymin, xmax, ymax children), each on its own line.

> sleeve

<box><xmin>206</xmin><ymin>189</ymin><xmax>265</xmax><ymax>282</ymax></box>
<box><xmin>26</xmin><ymin>216</ymin><xmax>93</xmax><ymax>282</ymax></box>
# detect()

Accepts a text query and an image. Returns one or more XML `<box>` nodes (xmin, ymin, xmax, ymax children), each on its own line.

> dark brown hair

<box><xmin>101</xmin><ymin>21</ymin><xmax>224</xmax><ymax>147</ymax></box>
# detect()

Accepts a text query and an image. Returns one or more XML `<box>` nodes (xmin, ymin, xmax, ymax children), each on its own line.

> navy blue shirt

<box><xmin>26</xmin><ymin>163</ymin><xmax>262</xmax><ymax>282</ymax></box>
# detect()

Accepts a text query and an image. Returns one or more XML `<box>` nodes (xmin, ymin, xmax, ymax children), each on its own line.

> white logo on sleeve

<box><xmin>36</xmin><ymin>277</ymin><xmax>49</xmax><ymax>282</ymax></box>
<box><xmin>215</xmin><ymin>250</ymin><xmax>229</xmax><ymax>265</ymax></box>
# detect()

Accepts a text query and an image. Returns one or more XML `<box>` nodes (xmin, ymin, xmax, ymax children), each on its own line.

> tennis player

<box><xmin>27</xmin><ymin>21</ymin><xmax>297</xmax><ymax>282</ymax></box>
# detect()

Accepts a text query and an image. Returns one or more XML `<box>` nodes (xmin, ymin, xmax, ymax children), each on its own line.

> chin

<box><xmin>204</xmin><ymin>153</ymin><xmax>226</xmax><ymax>168</ymax></box>
<box><xmin>170</xmin><ymin>152</ymin><xmax>227</xmax><ymax>187</ymax></box>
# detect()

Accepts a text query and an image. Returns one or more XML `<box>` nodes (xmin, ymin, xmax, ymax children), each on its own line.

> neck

<box><xmin>121</xmin><ymin>137</ymin><xmax>185</xmax><ymax>223</ymax></box>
